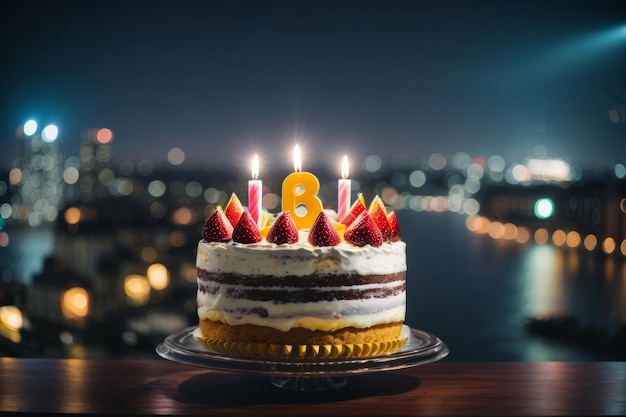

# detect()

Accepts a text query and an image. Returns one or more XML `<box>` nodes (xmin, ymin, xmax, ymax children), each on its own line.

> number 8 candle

<box><xmin>248</xmin><ymin>154</ymin><xmax>262</xmax><ymax>227</ymax></box>
<box><xmin>282</xmin><ymin>145</ymin><xmax>323</xmax><ymax>229</ymax></box>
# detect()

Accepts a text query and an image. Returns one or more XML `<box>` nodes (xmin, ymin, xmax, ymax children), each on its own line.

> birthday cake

<box><xmin>195</xmin><ymin>155</ymin><xmax>407</xmax><ymax>358</ymax></box>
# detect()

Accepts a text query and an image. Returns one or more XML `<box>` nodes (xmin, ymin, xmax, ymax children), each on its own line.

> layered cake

<box><xmin>195</xmin><ymin>193</ymin><xmax>407</xmax><ymax>358</ymax></box>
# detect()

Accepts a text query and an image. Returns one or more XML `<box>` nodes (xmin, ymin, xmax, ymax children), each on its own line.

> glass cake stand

<box><xmin>156</xmin><ymin>325</ymin><xmax>449</xmax><ymax>391</ymax></box>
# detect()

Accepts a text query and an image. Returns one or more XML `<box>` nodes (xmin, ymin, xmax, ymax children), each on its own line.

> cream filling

<box><xmin>197</xmin><ymin>284</ymin><xmax>406</xmax><ymax>332</ymax></box>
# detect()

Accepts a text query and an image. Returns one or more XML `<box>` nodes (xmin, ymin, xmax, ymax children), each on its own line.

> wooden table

<box><xmin>0</xmin><ymin>358</ymin><xmax>624</xmax><ymax>416</ymax></box>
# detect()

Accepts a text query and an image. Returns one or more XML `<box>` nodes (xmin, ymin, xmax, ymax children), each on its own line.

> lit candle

<box><xmin>337</xmin><ymin>155</ymin><xmax>351</xmax><ymax>223</ymax></box>
<box><xmin>248</xmin><ymin>154</ymin><xmax>262</xmax><ymax>227</ymax></box>
<box><xmin>282</xmin><ymin>145</ymin><xmax>323</xmax><ymax>229</ymax></box>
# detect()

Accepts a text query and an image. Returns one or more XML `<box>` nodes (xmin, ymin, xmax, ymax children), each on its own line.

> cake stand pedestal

<box><xmin>156</xmin><ymin>325</ymin><xmax>449</xmax><ymax>392</ymax></box>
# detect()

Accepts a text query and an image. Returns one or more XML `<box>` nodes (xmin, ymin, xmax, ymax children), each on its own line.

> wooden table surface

<box><xmin>0</xmin><ymin>358</ymin><xmax>625</xmax><ymax>416</ymax></box>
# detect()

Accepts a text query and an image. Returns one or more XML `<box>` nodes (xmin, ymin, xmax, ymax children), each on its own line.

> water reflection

<box><xmin>520</xmin><ymin>245</ymin><xmax>565</xmax><ymax>318</ymax></box>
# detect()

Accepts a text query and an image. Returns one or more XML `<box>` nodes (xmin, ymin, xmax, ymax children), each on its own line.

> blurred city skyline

<box><xmin>1</xmin><ymin>0</ymin><xmax>626</xmax><ymax>171</ymax></box>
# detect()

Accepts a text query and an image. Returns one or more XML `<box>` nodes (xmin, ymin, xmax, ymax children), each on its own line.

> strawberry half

<box><xmin>232</xmin><ymin>210</ymin><xmax>262</xmax><ymax>244</ymax></box>
<box><xmin>202</xmin><ymin>207</ymin><xmax>233</xmax><ymax>242</ymax></box>
<box><xmin>344</xmin><ymin>211</ymin><xmax>383</xmax><ymax>247</ymax></box>
<box><xmin>340</xmin><ymin>193</ymin><xmax>367</xmax><ymax>227</ymax></box>
<box><xmin>387</xmin><ymin>211</ymin><xmax>401</xmax><ymax>242</ymax></box>
<box><xmin>224</xmin><ymin>193</ymin><xmax>244</xmax><ymax>227</ymax></box>
<box><xmin>267</xmin><ymin>211</ymin><xmax>299</xmax><ymax>245</ymax></box>
<box><xmin>368</xmin><ymin>195</ymin><xmax>391</xmax><ymax>240</ymax></box>
<box><xmin>308</xmin><ymin>211</ymin><xmax>340</xmax><ymax>247</ymax></box>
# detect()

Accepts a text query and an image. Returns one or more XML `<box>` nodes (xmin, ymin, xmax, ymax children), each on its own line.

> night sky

<box><xmin>1</xmin><ymin>0</ymin><xmax>625</xmax><ymax>171</ymax></box>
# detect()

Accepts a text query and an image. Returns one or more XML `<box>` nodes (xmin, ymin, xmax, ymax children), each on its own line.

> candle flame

<box><xmin>341</xmin><ymin>155</ymin><xmax>349</xmax><ymax>179</ymax></box>
<box><xmin>293</xmin><ymin>145</ymin><xmax>302</xmax><ymax>172</ymax></box>
<box><xmin>251</xmin><ymin>154</ymin><xmax>259</xmax><ymax>180</ymax></box>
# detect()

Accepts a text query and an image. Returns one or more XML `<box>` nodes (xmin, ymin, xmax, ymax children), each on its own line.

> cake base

<box><xmin>196</xmin><ymin>319</ymin><xmax>406</xmax><ymax>358</ymax></box>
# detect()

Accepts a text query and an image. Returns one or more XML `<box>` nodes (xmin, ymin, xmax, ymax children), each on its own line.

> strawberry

<box><xmin>387</xmin><ymin>211</ymin><xmax>401</xmax><ymax>242</ymax></box>
<box><xmin>344</xmin><ymin>211</ymin><xmax>383</xmax><ymax>247</ymax></box>
<box><xmin>340</xmin><ymin>193</ymin><xmax>367</xmax><ymax>227</ymax></box>
<box><xmin>368</xmin><ymin>195</ymin><xmax>391</xmax><ymax>240</ymax></box>
<box><xmin>232</xmin><ymin>210</ymin><xmax>262</xmax><ymax>244</ymax></box>
<box><xmin>224</xmin><ymin>193</ymin><xmax>244</xmax><ymax>227</ymax></box>
<box><xmin>308</xmin><ymin>211</ymin><xmax>340</xmax><ymax>247</ymax></box>
<box><xmin>267</xmin><ymin>211</ymin><xmax>299</xmax><ymax>245</ymax></box>
<box><xmin>202</xmin><ymin>207</ymin><xmax>233</xmax><ymax>242</ymax></box>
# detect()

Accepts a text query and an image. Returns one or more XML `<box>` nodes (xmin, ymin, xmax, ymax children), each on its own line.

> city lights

<box><xmin>61</xmin><ymin>287</ymin><xmax>89</xmax><ymax>319</ymax></box>
<box><xmin>23</xmin><ymin>120</ymin><xmax>38</xmax><ymax>136</ymax></box>
<box><xmin>147</xmin><ymin>263</ymin><xmax>169</xmax><ymax>290</ymax></box>
<box><xmin>534</xmin><ymin>198</ymin><xmax>554</xmax><ymax>219</ymax></box>
<box><xmin>41</xmin><ymin>124</ymin><xmax>59</xmax><ymax>142</ymax></box>
<box><xmin>0</xmin><ymin>305</ymin><xmax>23</xmax><ymax>330</ymax></box>
<box><xmin>124</xmin><ymin>274</ymin><xmax>151</xmax><ymax>306</ymax></box>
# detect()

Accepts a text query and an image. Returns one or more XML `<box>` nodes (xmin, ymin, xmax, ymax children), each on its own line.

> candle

<box><xmin>282</xmin><ymin>145</ymin><xmax>323</xmax><ymax>229</ymax></box>
<box><xmin>337</xmin><ymin>155</ymin><xmax>351</xmax><ymax>223</ymax></box>
<box><xmin>248</xmin><ymin>154</ymin><xmax>262</xmax><ymax>227</ymax></box>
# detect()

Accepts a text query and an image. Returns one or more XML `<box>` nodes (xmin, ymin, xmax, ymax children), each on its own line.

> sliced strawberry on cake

<box><xmin>387</xmin><ymin>211</ymin><xmax>401</xmax><ymax>242</ymax></box>
<box><xmin>224</xmin><ymin>193</ymin><xmax>244</xmax><ymax>227</ymax></box>
<box><xmin>340</xmin><ymin>193</ymin><xmax>367</xmax><ymax>227</ymax></box>
<box><xmin>368</xmin><ymin>195</ymin><xmax>391</xmax><ymax>240</ymax></box>
<box><xmin>202</xmin><ymin>207</ymin><xmax>233</xmax><ymax>242</ymax></box>
<box><xmin>267</xmin><ymin>211</ymin><xmax>299</xmax><ymax>245</ymax></box>
<box><xmin>308</xmin><ymin>211</ymin><xmax>341</xmax><ymax>247</ymax></box>
<box><xmin>344</xmin><ymin>211</ymin><xmax>383</xmax><ymax>247</ymax></box>
<box><xmin>232</xmin><ymin>210</ymin><xmax>262</xmax><ymax>244</ymax></box>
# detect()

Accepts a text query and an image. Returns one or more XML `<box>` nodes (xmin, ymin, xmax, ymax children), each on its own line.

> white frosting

<box><xmin>196</xmin><ymin>233</ymin><xmax>407</xmax><ymax>332</ymax></box>
<box><xmin>197</xmin><ymin>281</ymin><xmax>406</xmax><ymax>331</ymax></box>
<box><xmin>196</xmin><ymin>239</ymin><xmax>407</xmax><ymax>277</ymax></box>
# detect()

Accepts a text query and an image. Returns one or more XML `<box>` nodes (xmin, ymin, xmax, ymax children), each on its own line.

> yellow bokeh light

<box><xmin>0</xmin><ymin>305</ymin><xmax>23</xmax><ymax>330</ymax></box>
<box><xmin>602</xmin><ymin>237</ymin><xmax>616</xmax><ymax>255</ymax></box>
<box><xmin>566</xmin><ymin>231</ymin><xmax>581</xmax><ymax>248</ymax></box>
<box><xmin>515</xmin><ymin>227</ymin><xmax>530</xmax><ymax>244</ymax></box>
<box><xmin>124</xmin><ymin>274</ymin><xmax>150</xmax><ymax>306</ymax></box>
<box><xmin>535</xmin><ymin>228</ymin><xmax>549</xmax><ymax>244</ymax></box>
<box><xmin>488</xmin><ymin>221</ymin><xmax>505</xmax><ymax>239</ymax></box>
<box><xmin>64</xmin><ymin>207</ymin><xmax>81</xmax><ymax>225</ymax></box>
<box><xmin>552</xmin><ymin>230</ymin><xmax>567</xmax><ymax>247</ymax></box>
<box><xmin>621</xmin><ymin>239</ymin><xmax>626</xmax><ymax>256</ymax></box>
<box><xmin>147</xmin><ymin>263</ymin><xmax>169</xmax><ymax>290</ymax></box>
<box><xmin>502</xmin><ymin>223</ymin><xmax>517</xmax><ymax>240</ymax></box>
<box><xmin>61</xmin><ymin>287</ymin><xmax>89</xmax><ymax>319</ymax></box>
<box><xmin>584</xmin><ymin>234</ymin><xmax>597</xmax><ymax>251</ymax></box>
<box><xmin>465</xmin><ymin>215</ymin><xmax>491</xmax><ymax>234</ymax></box>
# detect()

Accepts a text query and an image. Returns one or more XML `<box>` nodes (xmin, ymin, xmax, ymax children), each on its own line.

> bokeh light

<box><xmin>124</xmin><ymin>274</ymin><xmax>150</xmax><ymax>306</ymax></box>
<box><xmin>167</xmin><ymin>147</ymin><xmax>185</xmax><ymax>165</ymax></box>
<box><xmin>95</xmin><ymin>128</ymin><xmax>113</xmax><ymax>144</ymax></box>
<box><xmin>534</xmin><ymin>198</ymin><xmax>554</xmax><ymax>219</ymax></box>
<box><xmin>0</xmin><ymin>305</ymin><xmax>23</xmax><ymax>330</ymax></box>
<box><xmin>61</xmin><ymin>287</ymin><xmax>89</xmax><ymax>319</ymax></box>
<box><xmin>23</xmin><ymin>120</ymin><xmax>37</xmax><ymax>136</ymax></box>
<box><xmin>41</xmin><ymin>124</ymin><xmax>59</xmax><ymax>142</ymax></box>
<box><xmin>147</xmin><ymin>263</ymin><xmax>169</xmax><ymax>290</ymax></box>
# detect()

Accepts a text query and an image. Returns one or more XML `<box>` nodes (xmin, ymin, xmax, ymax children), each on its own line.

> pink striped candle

<box><xmin>337</xmin><ymin>155</ymin><xmax>351</xmax><ymax>223</ymax></box>
<box><xmin>248</xmin><ymin>154</ymin><xmax>262</xmax><ymax>227</ymax></box>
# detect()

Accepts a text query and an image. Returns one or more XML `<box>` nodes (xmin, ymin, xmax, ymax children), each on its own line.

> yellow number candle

<box><xmin>281</xmin><ymin>145</ymin><xmax>323</xmax><ymax>229</ymax></box>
